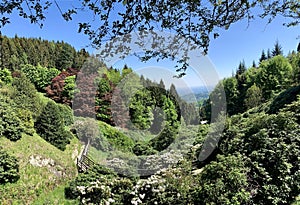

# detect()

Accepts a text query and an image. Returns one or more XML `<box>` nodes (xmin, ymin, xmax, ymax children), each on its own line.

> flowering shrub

<box><xmin>130</xmin><ymin>160</ymin><xmax>195</xmax><ymax>205</ymax></box>
<box><xmin>65</xmin><ymin>165</ymin><xmax>134</xmax><ymax>204</ymax></box>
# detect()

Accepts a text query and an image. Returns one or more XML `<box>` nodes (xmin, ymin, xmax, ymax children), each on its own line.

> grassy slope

<box><xmin>0</xmin><ymin>133</ymin><xmax>82</xmax><ymax>204</ymax></box>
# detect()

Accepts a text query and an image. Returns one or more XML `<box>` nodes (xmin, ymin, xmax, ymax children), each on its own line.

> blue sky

<box><xmin>1</xmin><ymin>1</ymin><xmax>299</xmax><ymax>88</ymax></box>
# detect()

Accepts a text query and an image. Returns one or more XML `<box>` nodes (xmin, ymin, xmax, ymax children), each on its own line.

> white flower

<box><xmin>139</xmin><ymin>193</ymin><xmax>145</xmax><ymax>199</ymax></box>
<box><xmin>108</xmin><ymin>198</ymin><xmax>115</xmax><ymax>203</ymax></box>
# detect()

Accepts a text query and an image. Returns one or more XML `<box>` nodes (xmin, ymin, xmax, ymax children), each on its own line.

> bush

<box><xmin>16</xmin><ymin>109</ymin><xmax>35</xmax><ymax>136</ymax></box>
<box><xmin>131</xmin><ymin>160</ymin><xmax>194</xmax><ymax>204</ymax></box>
<box><xmin>0</xmin><ymin>149</ymin><xmax>20</xmax><ymax>184</ymax></box>
<box><xmin>20</xmin><ymin>64</ymin><xmax>60</xmax><ymax>92</ymax></box>
<box><xmin>220</xmin><ymin>106</ymin><xmax>300</xmax><ymax>204</ymax></box>
<box><xmin>0</xmin><ymin>68</ymin><xmax>13</xmax><ymax>86</ymax></box>
<box><xmin>98</xmin><ymin>121</ymin><xmax>134</xmax><ymax>152</ymax></box>
<box><xmin>0</xmin><ymin>95</ymin><xmax>24</xmax><ymax>141</ymax></box>
<box><xmin>193</xmin><ymin>154</ymin><xmax>250</xmax><ymax>205</ymax></box>
<box><xmin>11</xmin><ymin>74</ymin><xmax>44</xmax><ymax>119</ymax></box>
<box><xmin>133</xmin><ymin>142</ymin><xmax>157</xmax><ymax>156</ymax></box>
<box><xmin>268</xmin><ymin>85</ymin><xmax>300</xmax><ymax>114</ymax></box>
<box><xmin>65</xmin><ymin>165</ymin><xmax>134</xmax><ymax>204</ymax></box>
<box><xmin>57</xmin><ymin>103</ymin><xmax>74</xmax><ymax>126</ymax></box>
<box><xmin>35</xmin><ymin>101</ymin><xmax>72</xmax><ymax>150</ymax></box>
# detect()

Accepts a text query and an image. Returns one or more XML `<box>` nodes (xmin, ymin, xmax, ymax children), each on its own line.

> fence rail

<box><xmin>77</xmin><ymin>141</ymin><xmax>95</xmax><ymax>172</ymax></box>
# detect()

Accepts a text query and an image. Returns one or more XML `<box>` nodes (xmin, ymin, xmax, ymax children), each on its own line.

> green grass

<box><xmin>0</xmin><ymin>134</ymin><xmax>82</xmax><ymax>204</ymax></box>
<box><xmin>32</xmin><ymin>183</ymin><xmax>79</xmax><ymax>205</ymax></box>
<box><xmin>88</xmin><ymin>146</ymin><xmax>109</xmax><ymax>164</ymax></box>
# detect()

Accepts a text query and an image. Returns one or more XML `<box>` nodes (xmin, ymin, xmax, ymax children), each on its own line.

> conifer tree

<box><xmin>259</xmin><ymin>50</ymin><xmax>267</xmax><ymax>63</ymax></box>
<box><xmin>235</xmin><ymin>61</ymin><xmax>246</xmax><ymax>77</ymax></box>
<box><xmin>252</xmin><ymin>60</ymin><xmax>256</xmax><ymax>68</ymax></box>
<box><xmin>267</xmin><ymin>49</ymin><xmax>272</xmax><ymax>59</ymax></box>
<box><xmin>35</xmin><ymin>101</ymin><xmax>72</xmax><ymax>150</ymax></box>
<box><xmin>159</xmin><ymin>79</ymin><xmax>165</xmax><ymax>89</ymax></box>
<box><xmin>272</xmin><ymin>40</ymin><xmax>283</xmax><ymax>57</ymax></box>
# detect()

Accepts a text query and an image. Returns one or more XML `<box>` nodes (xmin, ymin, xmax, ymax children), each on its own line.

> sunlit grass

<box><xmin>0</xmin><ymin>134</ymin><xmax>82</xmax><ymax>204</ymax></box>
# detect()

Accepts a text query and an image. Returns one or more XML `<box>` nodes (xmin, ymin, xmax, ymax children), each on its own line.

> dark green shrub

<box><xmin>133</xmin><ymin>142</ymin><xmax>157</xmax><ymax>156</ymax></box>
<box><xmin>57</xmin><ymin>104</ymin><xmax>74</xmax><ymax>126</ymax></box>
<box><xmin>0</xmin><ymin>95</ymin><xmax>23</xmax><ymax>141</ymax></box>
<box><xmin>98</xmin><ymin>121</ymin><xmax>134</xmax><ymax>152</ymax></box>
<box><xmin>220</xmin><ymin>105</ymin><xmax>300</xmax><ymax>204</ymax></box>
<box><xmin>16</xmin><ymin>109</ymin><xmax>35</xmax><ymax>135</ymax></box>
<box><xmin>0</xmin><ymin>68</ymin><xmax>13</xmax><ymax>86</ymax></box>
<box><xmin>193</xmin><ymin>154</ymin><xmax>250</xmax><ymax>205</ymax></box>
<box><xmin>268</xmin><ymin>85</ymin><xmax>300</xmax><ymax>114</ymax></box>
<box><xmin>35</xmin><ymin>101</ymin><xmax>72</xmax><ymax>150</ymax></box>
<box><xmin>11</xmin><ymin>74</ymin><xmax>44</xmax><ymax>119</ymax></box>
<box><xmin>0</xmin><ymin>149</ymin><xmax>20</xmax><ymax>184</ymax></box>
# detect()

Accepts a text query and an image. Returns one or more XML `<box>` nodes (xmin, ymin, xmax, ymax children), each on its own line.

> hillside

<box><xmin>0</xmin><ymin>134</ymin><xmax>82</xmax><ymax>204</ymax></box>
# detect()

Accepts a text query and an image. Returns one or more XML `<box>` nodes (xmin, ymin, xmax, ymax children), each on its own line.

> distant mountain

<box><xmin>177</xmin><ymin>86</ymin><xmax>213</xmax><ymax>103</ymax></box>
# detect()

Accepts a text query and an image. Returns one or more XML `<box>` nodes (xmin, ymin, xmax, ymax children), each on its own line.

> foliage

<box><xmin>35</xmin><ymin>101</ymin><xmax>72</xmax><ymax>150</ymax></box>
<box><xmin>244</xmin><ymin>83</ymin><xmax>263</xmax><ymax>110</ymax></box>
<box><xmin>10</xmin><ymin>73</ymin><xmax>44</xmax><ymax>119</ymax></box>
<box><xmin>46</xmin><ymin>68</ymin><xmax>78</xmax><ymax>106</ymax></box>
<box><xmin>204</xmin><ymin>54</ymin><xmax>297</xmax><ymax>118</ymax></box>
<box><xmin>272</xmin><ymin>41</ymin><xmax>283</xmax><ymax>57</ymax></box>
<box><xmin>0</xmin><ymin>35</ymin><xmax>89</xmax><ymax>71</ymax></box>
<box><xmin>98</xmin><ymin>121</ymin><xmax>134</xmax><ymax>152</ymax></box>
<box><xmin>256</xmin><ymin>55</ymin><xmax>293</xmax><ymax>99</ymax></box>
<box><xmin>95</xmin><ymin>73</ymin><xmax>114</xmax><ymax>124</ymax></box>
<box><xmin>129</xmin><ymin>86</ymin><xmax>180</xmax><ymax>152</ymax></box>
<box><xmin>16</xmin><ymin>109</ymin><xmax>35</xmax><ymax>136</ymax></box>
<box><xmin>65</xmin><ymin>165</ymin><xmax>134</xmax><ymax>204</ymax></box>
<box><xmin>73</xmin><ymin>70</ymin><xmax>99</xmax><ymax>118</ymax></box>
<box><xmin>131</xmin><ymin>161</ymin><xmax>194</xmax><ymax>205</ymax></box>
<box><xmin>193</xmin><ymin>154</ymin><xmax>250</xmax><ymax>205</ymax></box>
<box><xmin>129</xmin><ymin>89</ymin><xmax>154</xmax><ymax>130</ymax></box>
<box><xmin>0</xmin><ymin>68</ymin><xmax>12</xmax><ymax>86</ymax></box>
<box><xmin>72</xmin><ymin>117</ymin><xmax>110</xmax><ymax>152</ymax></box>
<box><xmin>268</xmin><ymin>85</ymin><xmax>300</xmax><ymax>114</ymax></box>
<box><xmin>62</xmin><ymin>75</ymin><xmax>77</xmax><ymax>100</ymax></box>
<box><xmin>133</xmin><ymin>142</ymin><xmax>157</xmax><ymax>156</ymax></box>
<box><xmin>20</xmin><ymin>64</ymin><xmax>60</xmax><ymax>92</ymax></box>
<box><xmin>0</xmin><ymin>148</ymin><xmax>19</xmax><ymax>184</ymax></box>
<box><xmin>288</xmin><ymin>51</ymin><xmax>300</xmax><ymax>85</ymax></box>
<box><xmin>0</xmin><ymin>95</ymin><xmax>24</xmax><ymax>141</ymax></box>
<box><xmin>57</xmin><ymin>103</ymin><xmax>74</xmax><ymax>126</ymax></box>
<box><xmin>1</xmin><ymin>1</ymin><xmax>298</xmax><ymax>74</ymax></box>
<box><xmin>220</xmin><ymin>104</ymin><xmax>300</xmax><ymax>204</ymax></box>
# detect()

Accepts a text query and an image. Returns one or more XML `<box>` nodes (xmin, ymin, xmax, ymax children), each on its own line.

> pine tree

<box><xmin>35</xmin><ymin>101</ymin><xmax>72</xmax><ymax>150</ymax></box>
<box><xmin>259</xmin><ymin>50</ymin><xmax>267</xmax><ymax>63</ymax></box>
<box><xmin>159</xmin><ymin>79</ymin><xmax>165</xmax><ymax>89</ymax></box>
<box><xmin>267</xmin><ymin>49</ymin><xmax>271</xmax><ymax>59</ymax></box>
<box><xmin>252</xmin><ymin>60</ymin><xmax>257</xmax><ymax>68</ymax></box>
<box><xmin>169</xmin><ymin>83</ymin><xmax>180</xmax><ymax>102</ymax></box>
<box><xmin>272</xmin><ymin>40</ymin><xmax>283</xmax><ymax>57</ymax></box>
<box><xmin>235</xmin><ymin>60</ymin><xmax>246</xmax><ymax>77</ymax></box>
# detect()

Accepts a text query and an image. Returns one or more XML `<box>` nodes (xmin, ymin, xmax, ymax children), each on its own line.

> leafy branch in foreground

<box><xmin>0</xmin><ymin>1</ymin><xmax>299</xmax><ymax>73</ymax></box>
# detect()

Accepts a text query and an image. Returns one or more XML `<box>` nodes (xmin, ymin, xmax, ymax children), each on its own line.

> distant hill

<box><xmin>178</xmin><ymin>86</ymin><xmax>213</xmax><ymax>103</ymax></box>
